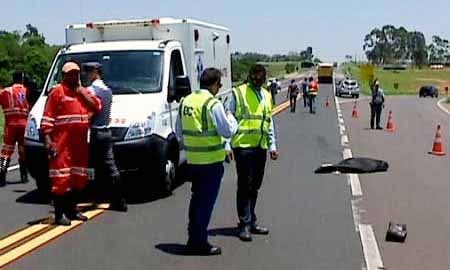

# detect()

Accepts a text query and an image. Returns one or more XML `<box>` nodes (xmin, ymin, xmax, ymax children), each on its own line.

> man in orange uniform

<box><xmin>41</xmin><ymin>62</ymin><xmax>101</xmax><ymax>226</ymax></box>
<box><xmin>0</xmin><ymin>71</ymin><xmax>30</xmax><ymax>187</ymax></box>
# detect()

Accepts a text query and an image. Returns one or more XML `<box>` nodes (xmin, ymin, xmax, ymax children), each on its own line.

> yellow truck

<box><xmin>318</xmin><ymin>63</ymin><xmax>334</xmax><ymax>84</ymax></box>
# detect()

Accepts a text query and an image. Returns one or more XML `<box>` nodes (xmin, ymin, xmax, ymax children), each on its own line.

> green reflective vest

<box><xmin>180</xmin><ymin>90</ymin><xmax>226</xmax><ymax>165</ymax></box>
<box><xmin>231</xmin><ymin>83</ymin><xmax>273</xmax><ymax>149</ymax></box>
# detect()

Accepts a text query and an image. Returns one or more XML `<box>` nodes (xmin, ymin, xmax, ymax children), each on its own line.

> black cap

<box><xmin>82</xmin><ymin>62</ymin><xmax>102</xmax><ymax>70</ymax></box>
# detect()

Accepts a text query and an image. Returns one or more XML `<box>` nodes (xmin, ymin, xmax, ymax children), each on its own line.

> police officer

<box><xmin>228</xmin><ymin>64</ymin><xmax>279</xmax><ymax>242</ymax></box>
<box><xmin>370</xmin><ymin>81</ymin><xmax>385</xmax><ymax>130</ymax></box>
<box><xmin>83</xmin><ymin>62</ymin><xmax>127</xmax><ymax>212</ymax></box>
<box><xmin>177</xmin><ymin>68</ymin><xmax>237</xmax><ymax>255</ymax></box>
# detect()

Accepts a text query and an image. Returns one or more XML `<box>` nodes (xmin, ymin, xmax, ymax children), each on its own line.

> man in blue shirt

<box><xmin>301</xmin><ymin>77</ymin><xmax>309</xmax><ymax>107</ymax></box>
<box><xmin>176</xmin><ymin>68</ymin><xmax>237</xmax><ymax>255</ymax></box>
<box><xmin>227</xmin><ymin>65</ymin><xmax>279</xmax><ymax>242</ymax></box>
<box><xmin>84</xmin><ymin>62</ymin><xmax>127</xmax><ymax>212</ymax></box>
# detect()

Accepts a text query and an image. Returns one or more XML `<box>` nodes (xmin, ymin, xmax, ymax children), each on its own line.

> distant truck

<box><xmin>24</xmin><ymin>18</ymin><xmax>232</xmax><ymax>194</ymax></box>
<box><xmin>318</xmin><ymin>63</ymin><xmax>334</xmax><ymax>84</ymax></box>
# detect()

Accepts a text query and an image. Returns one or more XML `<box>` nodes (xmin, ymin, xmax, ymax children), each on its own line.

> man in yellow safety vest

<box><xmin>177</xmin><ymin>68</ymin><xmax>237</xmax><ymax>255</ymax></box>
<box><xmin>227</xmin><ymin>64</ymin><xmax>279</xmax><ymax>242</ymax></box>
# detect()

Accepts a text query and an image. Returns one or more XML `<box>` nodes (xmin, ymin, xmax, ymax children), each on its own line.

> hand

<box><xmin>44</xmin><ymin>137</ymin><xmax>57</xmax><ymax>159</ymax></box>
<box><xmin>225</xmin><ymin>150</ymin><xmax>234</xmax><ymax>163</ymax></box>
<box><xmin>269</xmin><ymin>150</ymin><xmax>279</xmax><ymax>160</ymax></box>
<box><xmin>46</xmin><ymin>143</ymin><xmax>57</xmax><ymax>159</ymax></box>
<box><xmin>75</xmin><ymin>86</ymin><xmax>83</xmax><ymax>95</ymax></box>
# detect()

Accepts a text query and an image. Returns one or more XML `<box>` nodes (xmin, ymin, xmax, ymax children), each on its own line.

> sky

<box><xmin>1</xmin><ymin>0</ymin><xmax>450</xmax><ymax>62</ymax></box>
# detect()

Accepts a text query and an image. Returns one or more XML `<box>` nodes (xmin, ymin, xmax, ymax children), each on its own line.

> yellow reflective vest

<box><xmin>180</xmin><ymin>90</ymin><xmax>226</xmax><ymax>165</ymax></box>
<box><xmin>231</xmin><ymin>83</ymin><xmax>273</xmax><ymax>149</ymax></box>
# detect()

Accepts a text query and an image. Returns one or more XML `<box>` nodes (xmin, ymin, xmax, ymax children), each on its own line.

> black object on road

<box><xmin>385</xmin><ymin>222</ymin><xmax>407</xmax><ymax>243</ymax></box>
<box><xmin>315</xmin><ymin>158</ymin><xmax>389</xmax><ymax>174</ymax></box>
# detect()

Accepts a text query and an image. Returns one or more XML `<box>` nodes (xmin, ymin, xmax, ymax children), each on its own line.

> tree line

<box><xmin>231</xmin><ymin>48</ymin><xmax>319</xmax><ymax>82</ymax></box>
<box><xmin>0</xmin><ymin>24</ymin><xmax>60</xmax><ymax>88</ymax></box>
<box><xmin>363</xmin><ymin>25</ymin><xmax>450</xmax><ymax>67</ymax></box>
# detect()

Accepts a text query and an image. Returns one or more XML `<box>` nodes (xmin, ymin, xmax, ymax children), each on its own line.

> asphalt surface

<box><xmin>0</xmin><ymin>169</ymin><xmax>51</xmax><ymax>237</ymax></box>
<box><xmin>340</xmin><ymin>95</ymin><xmax>450</xmax><ymax>269</ymax></box>
<box><xmin>2</xmin><ymin>83</ymin><xmax>362</xmax><ymax>270</ymax></box>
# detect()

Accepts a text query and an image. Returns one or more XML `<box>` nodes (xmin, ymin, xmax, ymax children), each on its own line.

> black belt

<box><xmin>91</xmin><ymin>127</ymin><xmax>110</xmax><ymax>132</ymax></box>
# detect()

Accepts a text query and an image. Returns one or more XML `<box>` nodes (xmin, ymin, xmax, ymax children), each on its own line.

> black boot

<box><xmin>109</xmin><ymin>175</ymin><xmax>127</xmax><ymax>212</ymax></box>
<box><xmin>0</xmin><ymin>157</ymin><xmax>10</xmax><ymax>187</ymax></box>
<box><xmin>66</xmin><ymin>191</ymin><xmax>88</xmax><ymax>221</ymax></box>
<box><xmin>19</xmin><ymin>159</ymin><xmax>28</xmax><ymax>183</ymax></box>
<box><xmin>54</xmin><ymin>196</ymin><xmax>71</xmax><ymax>226</ymax></box>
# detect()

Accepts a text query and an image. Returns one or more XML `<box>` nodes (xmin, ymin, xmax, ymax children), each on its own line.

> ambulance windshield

<box><xmin>46</xmin><ymin>50</ymin><xmax>163</xmax><ymax>95</ymax></box>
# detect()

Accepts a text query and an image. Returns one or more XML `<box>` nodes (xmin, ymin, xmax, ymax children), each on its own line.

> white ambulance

<box><xmin>24</xmin><ymin>18</ymin><xmax>232</xmax><ymax>194</ymax></box>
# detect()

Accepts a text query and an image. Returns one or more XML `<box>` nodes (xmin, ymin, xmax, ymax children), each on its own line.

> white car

<box><xmin>336</xmin><ymin>79</ymin><xmax>360</xmax><ymax>98</ymax></box>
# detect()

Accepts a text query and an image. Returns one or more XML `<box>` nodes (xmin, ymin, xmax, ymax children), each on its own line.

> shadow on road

<box><xmin>155</xmin><ymin>243</ymin><xmax>197</xmax><ymax>256</ymax></box>
<box><xmin>14</xmin><ymin>163</ymin><xmax>190</xmax><ymax>206</ymax></box>
<box><xmin>16</xmin><ymin>189</ymin><xmax>51</xmax><ymax>205</ymax></box>
<box><xmin>208</xmin><ymin>227</ymin><xmax>238</xmax><ymax>238</ymax></box>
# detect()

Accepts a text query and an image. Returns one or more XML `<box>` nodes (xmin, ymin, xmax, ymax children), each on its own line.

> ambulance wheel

<box><xmin>154</xmin><ymin>140</ymin><xmax>178</xmax><ymax>195</ymax></box>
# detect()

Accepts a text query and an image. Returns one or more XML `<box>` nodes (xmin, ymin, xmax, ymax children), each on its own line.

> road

<box><xmin>0</xmin><ymin>81</ymin><xmax>363</xmax><ymax>270</ymax></box>
<box><xmin>339</xmin><ymin>95</ymin><xmax>450</xmax><ymax>269</ymax></box>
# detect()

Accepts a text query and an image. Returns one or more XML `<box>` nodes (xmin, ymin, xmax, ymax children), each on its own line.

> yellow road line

<box><xmin>273</xmin><ymin>96</ymin><xmax>303</xmax><ymax>116</ymax></box>
<box><xmin>0</xmin><ymin>204</ymin><xmax>108</xmax><ymax>268</ymax></box>
<box><xmin>0</xmin><ymin>225</ymin><xmax>49</xmax><ymax>251</ymax></box>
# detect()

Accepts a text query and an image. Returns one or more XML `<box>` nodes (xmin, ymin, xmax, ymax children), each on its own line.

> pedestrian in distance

<box><xmin>301</xmin><ymin>77</ymin><xmax>309</xmax><ymax>108</ymax></box>
<box><xmin>228</xmin><ymin>64</ymin><xmax>279</xmax><ymax>242</ymax></box>
<box><xmin>41</xmin><ymin>61</ymin><xmax>101</xmax><ymax>226</ymax></box>
<box><xmin>269</xmin><ymin>79</ymin><xmax>278</xmax><ymax>106</ymax></box>
<box><xmin>83</xmin><ymin>62</ymin><xmax>127</xmax><ymax>212</ymax></box>
<box><xmin>370</xmin><ymin>80</ymin><xmax>385</xmax><ymax>130</ymax></box>
<box><xmin>308</xmin><ymin>76</ymin><xmax>319</xmax><ymax>114</ymax></box>
<box><xmin>177</xmin><ymin>67</ymin><xmax>237</xmax><ymax>255</ymax></box>
<box><xmin>0</xmin><ymin>71</ymin><xmax>30</xmax><ymax>187</ymax></box>
<box><xmin>287</xmin><ymin>79</ymin><xmax>299</xmax><ymax>113</ymax></box>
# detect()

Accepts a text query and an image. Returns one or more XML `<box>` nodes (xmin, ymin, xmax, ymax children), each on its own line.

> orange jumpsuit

<box><xmin>41</xmin><ymin>83</ymin><xmax>101</xmax><ymax>196</ymax></box>
<box><xmin>0</xmin><ymin>84</ymin><xmax>29</xmax><ymax>160</ymax></box>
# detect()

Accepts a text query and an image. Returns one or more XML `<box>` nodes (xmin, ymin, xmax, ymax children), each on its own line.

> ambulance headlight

<box><xmin>25</xmin><ymin>116</ymin><xmax>40</xmax><ymax>140</ymax></box>
<box><xmin>124</xmin><ymin>113</ymin><xmax>156</xmax><ymax>140</ymax></box>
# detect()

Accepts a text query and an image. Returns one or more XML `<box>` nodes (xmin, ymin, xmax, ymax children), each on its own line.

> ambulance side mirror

<box><xmin>171</xmin><ymin>75</ymin><xmax>191</xmax><ymax>103</ymax></box>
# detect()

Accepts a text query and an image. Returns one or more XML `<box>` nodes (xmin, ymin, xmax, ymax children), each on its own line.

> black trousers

<box><xmin>187</xmin><ymin>162</ymin><xmax>224</xmax><ymax>245</ymax></box>
<box><xmin>370</xmin><ymin>104</ymin><xmax>383</xmax><ymax>129</ymax></box>
<box><xmin>289</xmin><ymin>95</ymin><xmax>297</xmax><ymax>112</ymax></box>
<box><xmin>303</xmin><ymin>93</ymin><xmax>308</xmax><ymax>107</ymax></box>
<box><xmin>233</xmin><ymin>147</ymin><xmax>267</xmax><ymax>228</ymax></box>
<box><xmin>90</xmin><ymin>129</ymin><xmax>122</xmax><ymax>201</ymax></box>
<box><xmin>308</xmin><ymin>95</ymin><xmax>316</xmax><ymax>114</ymax></box>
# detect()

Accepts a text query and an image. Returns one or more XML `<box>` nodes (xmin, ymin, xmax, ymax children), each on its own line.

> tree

<box><xmin>428</xmin><ymin>35</ymin><xmax>450</xmax><ymax>63</ymax></box>
<box><xmin>408</xmin><ymin>31</ymin><xmax>427</xmax><ymax>67</ymax></box>
<box><xmin>363</xmin><ymin>25</ymin><xmax>429</xmax><ymax>66</ymax></box>
<box><xmin>0</xmin><ymin>25</ymin><xmax>58</xmax><ymax>87</ymax></box>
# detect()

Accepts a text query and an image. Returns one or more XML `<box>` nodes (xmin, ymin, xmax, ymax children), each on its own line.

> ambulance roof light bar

<box><xmin>85</xmin><ymin>19</ymin><xmax>161</xmax><ymax>29</ymax></box>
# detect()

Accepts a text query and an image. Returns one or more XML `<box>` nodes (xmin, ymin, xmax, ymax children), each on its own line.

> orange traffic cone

<box><xmin>430</xmin><ymin>125</ymin><xmax>446</xmax><ymax>156</ymax></box>
<box><xmin>386</xmin><ymin>111</ymin><xmax>396</xmax><ymax>132</ymax></box>
<box><xmin>325</xmin><ymin>96</ymin><xmax>330</xmax><ymax>107</ymax></box>
<box><xmin>352</xmin><ymin>101</ymin><xmax>359</xmax><ymax>118</ymax></box>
